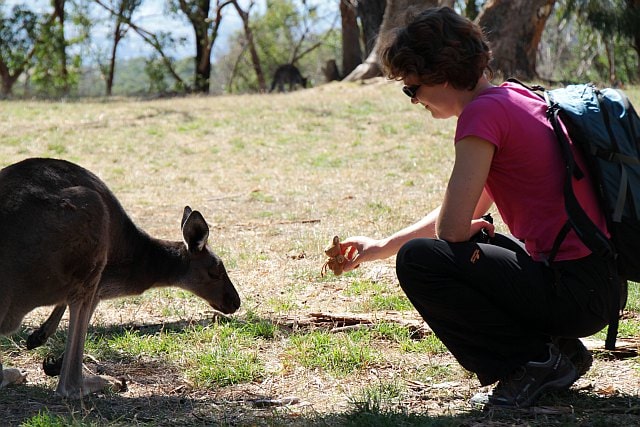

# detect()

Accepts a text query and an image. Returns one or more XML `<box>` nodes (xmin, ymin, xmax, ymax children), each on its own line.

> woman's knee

<box><xmin>396</xmin><ymin>238</ymin><xmax>442</xmax><ymax>290</ymax></box>
<box><xmin>397</xmin><ymin>238</ymin><xmax>434</xmax><ymax>268</ymax></box>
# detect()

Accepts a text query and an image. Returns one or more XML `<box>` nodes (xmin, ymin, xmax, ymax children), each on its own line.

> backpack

<box><xmin>509</xmin><ymin>79</ymin><xmax>640</xmax><ymax>350</ymax></box>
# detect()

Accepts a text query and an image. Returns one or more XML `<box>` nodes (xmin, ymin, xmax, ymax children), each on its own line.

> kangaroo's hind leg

<box><xmin>54</xmin><ymin>248</ymin><xmax>123</xmax><ymax>397</ymax></box>
<box><xmin>51</xmin><ymin>186</ymin><xmax>122</xmax><ymax>398</ymax></box>
<box><xmin>55</xmin><ymin>290</ymin><xmax>110</xmax><ymax>397</ymax></box>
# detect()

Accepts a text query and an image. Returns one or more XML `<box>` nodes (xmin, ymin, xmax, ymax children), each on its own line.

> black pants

<box><xmin>395</xmin><ymin>233</ymin><xmax>612</xmax><ymax>386</ymax></box>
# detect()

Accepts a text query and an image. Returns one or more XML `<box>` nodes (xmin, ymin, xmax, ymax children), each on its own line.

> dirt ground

<box><xmin>2</xmin><ymin>297</ymin><xmax>639</xmax><ymax>426</ymax></box>
<box><xmin>1</xmin><ymin>81</ymin><xmax>639</xmax><ymax>426</ymax></box>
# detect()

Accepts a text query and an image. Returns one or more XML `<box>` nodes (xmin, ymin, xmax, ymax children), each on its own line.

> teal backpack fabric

<box><xmin>509</xmin><ymin>79</ymin><xmax>640</xmax><ymax>349</ymax></box>
<box><xmin>546</xmin><ymin>84</ymin><xmax>640</xmax><ymax>281</ymax></box>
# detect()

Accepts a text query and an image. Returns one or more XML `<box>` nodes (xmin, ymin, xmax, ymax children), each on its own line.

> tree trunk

<box><xmin>341</xmin><ymin>0</ymin><xmax>362</xmax><ymax>76</ymax></box>
<box><xmin>107</xmin><ymin>9</ymin><xmax>128</xmax><ymax>97</ymax></box>
<box><xmin>179</xmin><ymin>0</ymin><xmax>231</xmax><ymax>93</ymax></box>
<box><xmin>476</xmin><ymin>0</ymin><xmax>556</xmax><ymax>81</ymax></box>
<box><xmin>107</xmin><ymin>25</ymin><xmax>119</xmax><ymax>96</ymax></box>
<box><xmin>180</xmin><ymin>0</ymin><xmax>212</xmax><ymax>93</ymax></box>
<box><xmin>232</xmin><ymin>1</ymin><xmax>267</xmax><ymax>92</ymax></box>
<box><xmin>323</xmin><ymin>59</ymin><xmax>341</xmax><ymax>82</ymax></box>
<box><xmin>463</xmin><ymin>0</ymin><xmax>479</xmax><ymax>20</ymax></box>
<box><xmin>52</xmin><ymin>0</ymin><xmax>69</xmax><ymax>95</ymax></box>
<box><xmin>193</xmin><ymin>18</ymin><xmax>212</xmax><ymax>93</ymax></box>
<box><xmin>629</xmin><ymin>0</ymin><xmax>640</xmax><ymax>81</ymax></box>
<box><xmin>604</xmin><ymin>38</ymin><xmax>616</xmax><ymax>86</ymax></box>
<box><xmin>357</xmin><ymin>0</ymin><xmax>386</xmax><ymax>57</ymax></box>
<box><xmin>343</xmin><ymin>0</ymin><xmax>451</xmax><ymax>81</ymax></box>
<box><xmin>0</xmin><ymin>61</ymin><xmax>20</xmax><ymax>98</ymax></box>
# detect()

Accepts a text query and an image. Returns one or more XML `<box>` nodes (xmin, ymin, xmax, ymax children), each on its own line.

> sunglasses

<box><xmin>402</xmin><ymin>84</ymin><xmax>421</xmax><ymax>99</ymax></box>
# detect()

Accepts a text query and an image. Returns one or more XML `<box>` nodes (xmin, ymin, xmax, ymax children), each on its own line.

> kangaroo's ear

<box><xmin>182</xmin><ymin>209</ymin><xmax>209</xmax><ymax>252</ymax></box>
<box><xmin>181</xmin><ymin>206</ymin><xmax>193</xmax><ymax>229</ymax></box>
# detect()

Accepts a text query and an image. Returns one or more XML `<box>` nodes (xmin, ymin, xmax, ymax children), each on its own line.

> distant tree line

<box><xmin>1</xmin><ymin>0</ymin><xmax>639</xmax><ymax>99</ymax></box>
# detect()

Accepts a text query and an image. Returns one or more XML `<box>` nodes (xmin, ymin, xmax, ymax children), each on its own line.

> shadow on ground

<box><xmin>3</xmin><ymin>316</ymin><xmax>639</xmax><ymax>426</ymax></box>
<box><xmin>2</xmin><ymin>381</ymin><xmax>639</xmax><ymax>426</ymax></box>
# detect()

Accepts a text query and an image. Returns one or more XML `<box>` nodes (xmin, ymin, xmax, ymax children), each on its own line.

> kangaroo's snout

<box><xmin>212</xmin><ymin>276</ymin><xmax>241</xmax><ymax>314</ymax></box>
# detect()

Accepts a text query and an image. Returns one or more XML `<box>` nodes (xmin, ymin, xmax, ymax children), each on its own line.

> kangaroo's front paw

<box><xmin>26</xmin><ymin>329</ymin><xmax>47</xmax><ymax>350</ymax></box>
<box><xmin>1</xmin><ymin>368</ymin><xmax>28</xmax><ymax>387</ymax></box>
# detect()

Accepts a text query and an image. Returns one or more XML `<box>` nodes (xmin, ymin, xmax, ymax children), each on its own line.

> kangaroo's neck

<box><xmin>99</xmin><ymin>218</ymin><xmax>187</xmax><ymax>300</ymax></box>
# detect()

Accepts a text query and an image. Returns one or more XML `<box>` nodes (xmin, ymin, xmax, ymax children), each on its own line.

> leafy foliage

<box><xmin>549</xmin><ymin>0</ymin><xmax>640</xmax><ymax>84</ymax></box>
<box><xmin>0</xmin><ymin>5</ymin><xmax>39</xmax><ymax>95</ymax></box>
<box><xmin>30</xmin><ymin>18</ymin><xmax>82</xmax><ymax>97</ymax></box>
<box><xmin>0</xmin><ymin>6</ymin><xmax>38</xmax><ymax>70</ymax></box>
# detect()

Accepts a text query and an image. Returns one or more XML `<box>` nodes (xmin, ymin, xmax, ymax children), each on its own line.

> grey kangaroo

<box><xmin>0</xmin><ymin>158</ymin><xmax>241</xmax><ymax>398</ymax></box>
<box><xmin>269</xmin><ymin>64</ymin><xmax>308</xmax><ymax>92</ymax></box>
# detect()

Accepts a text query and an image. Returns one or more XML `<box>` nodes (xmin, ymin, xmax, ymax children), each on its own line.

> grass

<box><xmin>287</xmin><ymin>330</ymin><xmax>381</xmax><ymax>376</ymax></box>
<box><xmin>0</xmin><ymin>79</ymin><xmax>639</xmax><ymax>426</ymax></box>
<box><xmin>20</xmin><ymin>410</ymin><xmax>89</xmax><ymax>427</ymax></box>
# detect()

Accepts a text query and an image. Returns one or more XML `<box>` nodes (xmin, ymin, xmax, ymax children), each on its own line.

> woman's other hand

<box><xmin>469</xmin><ymin>216</ymin><xmax>495</xmax><ymax>240</ymax></box>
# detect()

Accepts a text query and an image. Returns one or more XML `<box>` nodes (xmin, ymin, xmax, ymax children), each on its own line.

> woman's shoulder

<box><xmin>468</xmin><ymin>82</ymin><xmax>545</xmax><ymax>113</ymax></box>
<box><xmin>496</xmin><ymin>81</ymin><xmax>545</xmax><ymax>103</ymax></box>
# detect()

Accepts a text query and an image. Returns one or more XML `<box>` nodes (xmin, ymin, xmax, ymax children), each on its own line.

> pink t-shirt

<box><xmin>455</xmin><ymin>81</ymin><xmax>608</xmax><ymax>262</ymax></box>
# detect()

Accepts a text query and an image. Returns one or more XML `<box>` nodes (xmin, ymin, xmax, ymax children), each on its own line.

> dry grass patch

<box><xmin>1</xmin><ymin>79</ymin><xmax>638</xmax><ymax>426</ymax></box>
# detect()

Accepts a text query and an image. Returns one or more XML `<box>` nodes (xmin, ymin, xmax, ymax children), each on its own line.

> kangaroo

<box><xmin>269</xmin><ymin>64</ymin><xmax>308</xmax><ymax>93</ymax></box>
<box><xmin>0</xmin><ymin>158</ymin><xmax>241</xmax><ymax>398</ymax></box>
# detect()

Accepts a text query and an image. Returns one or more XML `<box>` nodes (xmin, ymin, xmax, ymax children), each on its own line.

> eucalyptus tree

<box><xmin>32</xmin><ymin>0</ymin><xmax>72</xmax><ymax>96</ymax></box>
<box><xmin>339</xmin><ymin>0</ymin><xmax>386</xmax><ymax>80</ymax></box>
<box><xmin>341</xmin><ymin>0</ymin><xmax>361</xmax><ymax>78</ymax></box>
<box><xmin>0</xmin><ymin>1</ymin><xmax>84</xmax><ymax>98</ymax></box>
<box><xmin>222</xmin><ymin>0</ymin><xmax>338</xmax><ymax>93</ymax></box>
<box><xmin>357</xmin><ymin>0</ymin><xmax>386</xmax><ymax>58</ymax></box>
<box><xmin>561</xmin><ymin>0</ymin><xmax>640</xmax><ymax>83</ymax></box>
<box><xmin>171</xmin><ymin>0</ymin><xmax>233</xmax><ymax>93</ymax></box>
<box><xmin>101</xmin><ymin>0</ymin><xmax>142</xmax><ymax>96</ymax></box>
<box><xmin>0</xmin><ymin>6</ymin><xmax>39</xmax><ymax>97</ymax></box>
<box><xmin>476</xmin><ymin>0</ymin><xmax>556</xmax><ymax>81</ymax></box>
<box><xmin>230</xmin><ymin>0</ymin><xmax>266</xmax><ymax>91</ymax></box>
<box><xmin>343</xmin><ymin>0</ymin><xmax>452</xmax><ymax>81</ymax></box>
<box><xmin>96</xmin><ymin>0</ymin><xmax>188</xmax><ymax>92</ymax></box>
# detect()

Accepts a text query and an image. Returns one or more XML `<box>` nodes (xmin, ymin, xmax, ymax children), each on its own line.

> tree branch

<box><xmin>94</xmin><ymin>0</ymin><xmax>189</xmax><ymax>91</ymax></box>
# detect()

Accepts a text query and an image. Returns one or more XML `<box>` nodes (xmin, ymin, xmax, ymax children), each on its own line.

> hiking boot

<box><xmin>554</xmin><ymin>337</ymin><xmax>593</xmax><ymax>379</ymax></box>
<box><xmin>471</xmin><ymin>343</ymin><xmax>577</xmax><ymax>409</ymax></box>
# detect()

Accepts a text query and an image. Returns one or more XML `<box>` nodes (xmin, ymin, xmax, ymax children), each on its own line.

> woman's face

<box><xmin>403</xmin><ymin>77</ymin><xmax>455</xmax><ymax>119</ymax></box>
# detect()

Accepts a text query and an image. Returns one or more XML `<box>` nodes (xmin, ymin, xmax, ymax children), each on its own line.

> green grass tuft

<box><xmin>287</xmin><ymin>329</ymin><xmax>381</xmax><ymax>376</ymax></box>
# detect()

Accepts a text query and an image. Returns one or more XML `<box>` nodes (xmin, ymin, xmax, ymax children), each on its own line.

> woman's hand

<box><xmin>339</xmin><ymin>236</ymin><xmax>384</xmax><ymax>273</ymax></box>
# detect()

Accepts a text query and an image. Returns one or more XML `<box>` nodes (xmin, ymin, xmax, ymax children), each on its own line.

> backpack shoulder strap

<box><xmin>545</xmin><ymin>89</ymin><xmax>616</xmax><ymax>261</ymax></box>
<box><xmin>503</xmin><ymin>80</ymin><xmax>615</xmax><ymax>261</ymax></box>
<box><xmin>505</xmin><ymin>77</ymin><xmax>545</xmax><ymax>94</ymax></box>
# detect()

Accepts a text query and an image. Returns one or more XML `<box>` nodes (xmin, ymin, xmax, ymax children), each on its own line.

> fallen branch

<box><xmin>275</xmin><ymin>311</ymin><xmax>431</xmax><ymax>338</ymax></box>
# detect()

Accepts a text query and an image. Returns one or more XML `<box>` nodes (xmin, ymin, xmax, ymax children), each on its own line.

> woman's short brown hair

<box><xmin>379</xmin><ymin>7</ymin><xmax>492</xmax><ymax>90</ymax></box>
